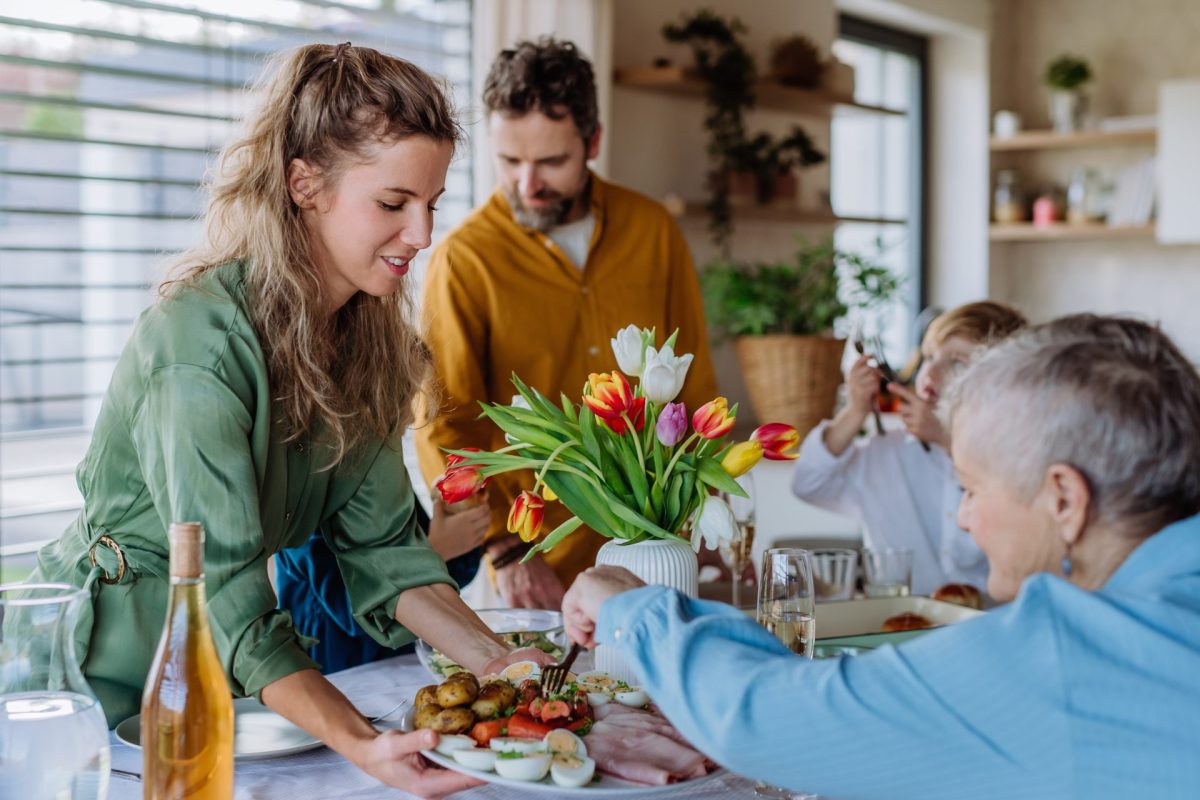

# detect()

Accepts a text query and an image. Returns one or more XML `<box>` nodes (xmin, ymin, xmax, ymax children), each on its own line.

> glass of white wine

<box><xmin>719</xmin><ymin>473</ymin><xmax>757</xmax><ymax>609</ymax></box>
<box><xmin>754</xmin><ymin>547</ymin><xmax>817</xmax><ymax>799</ymax></box>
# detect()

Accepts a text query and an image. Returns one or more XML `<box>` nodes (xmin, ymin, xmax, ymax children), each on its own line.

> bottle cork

<box><xmin>168</xmin><ymin>522</ymin><xmax>205</xmax><ymax>579</ymax></box>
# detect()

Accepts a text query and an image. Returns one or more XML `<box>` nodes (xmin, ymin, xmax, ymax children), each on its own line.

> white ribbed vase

<box><xmin>592</xmin><ymin>538</ymin><xmax>698</xmax><ymax>683</ymax></box>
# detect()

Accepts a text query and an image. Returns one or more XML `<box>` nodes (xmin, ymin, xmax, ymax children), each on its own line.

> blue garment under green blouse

<box><xmin>598</xmin><ymin>512</ymin><xmax>1200</xmax><ymax>799</ymax></box>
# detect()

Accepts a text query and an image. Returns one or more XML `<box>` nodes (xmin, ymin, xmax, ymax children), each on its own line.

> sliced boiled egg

<box><xmin>575</xmin><ymin>671</ymin><xmax>619</xmax><ymax>693</ymax></box>
<box><xmin>614</xmin><ymin>687</ymin><xmax>648</xmax><ymax>707</ymax></box>
<box><xmin>433</xmin><ymin>734</ymin><xmax>476</xmax><ymax>757</ymax></box>
<box><xmin>494</xmin><ymin>752</ymin><xmax>551</xmax><ymax>782</ymax></box>
<box><xmin>542</xmin><ymin>728</ymin><xmax>587</xmax><ymax>759</ymax></box>
<box><xmin>501</xmin><ymin>660</ymin><xmax>542</xmax><ymax>684</ymax></box>
<box><xmin>551</xmin><ymin>754</ymin><xmax>596</xmax><ymax>788</ymax></box>
<box><xmin>452</xmin><ymin>747</ymin><xmax>497</xmax><ymax>771</ymax></box>
<box><xmin>585</xmin><ymin>691</ymin><xmax>612</xmax><ymax>707</ymax></box>
<box><xmin>488</xmin><ymin>736</ymin><xmax>545</xmax><ymax>755</ymax></box>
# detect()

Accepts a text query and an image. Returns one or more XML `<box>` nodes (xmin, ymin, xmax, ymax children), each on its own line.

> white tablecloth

<box><xmin>106</xmin><ymin>653</ymin><xmax>761</xmax><ymax>800</ymax></box>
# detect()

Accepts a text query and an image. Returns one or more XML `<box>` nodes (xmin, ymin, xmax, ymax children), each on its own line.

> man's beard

<box><xmin>505</xmin><ymin>187</ymin><xmax>575</xmax><ymax>232</ymax></box>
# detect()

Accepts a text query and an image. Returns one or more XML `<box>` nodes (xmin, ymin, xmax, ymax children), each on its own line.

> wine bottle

<box><xmin>141</xmin><ymin>522</ymin><xmax>234</xmax><ymax>799</ymax></box>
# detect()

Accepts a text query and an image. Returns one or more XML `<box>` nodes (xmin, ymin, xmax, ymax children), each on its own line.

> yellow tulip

<box><xmin>721</xmin><ymin>440</ymin><xmax>763</xmax><ymax>477</ymax></box>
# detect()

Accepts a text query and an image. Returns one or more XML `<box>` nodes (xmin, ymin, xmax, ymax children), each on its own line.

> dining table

<box><xmin>104</xmin><ymin>652</ymin><xmax>763</xmax><ymax>799</ymax></box>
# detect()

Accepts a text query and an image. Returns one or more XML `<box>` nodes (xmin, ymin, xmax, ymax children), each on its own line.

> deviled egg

<box><xmin>551</xmin><ymin>754</ymin><xmax>597</xmax><ymax>788</ymax></box>
<box><xmin>488</xmin><ymin>736</ymin><xmax>545</xmax><ymax>755</ymax></box>
<box><xmin>451</xmin><ymin>747</ymin><xmax>497</xmax><ymax>771</ymax></box>
<box><xmin>614</xmin><ymin>687</ymin><xmax>649</xmax><ymax>707</ymax></box>
<box><xmin>543</xmin><ymin>728</ymin><xmax>588</xmax><ymax>759</ymax></box>
<box><xmin>500</xmin><ymin>660</ymin><xmax>542</xmax><ymax>684</ymax></box>
<box><xmin>494</xmin><ymin>751</ymin><xmax>552</xmax><ymax>782</ymax></box>
<box><xmin>433</xmin><ymin>734</ymin><xmax>476</xmax><ymax>757</ymax></box>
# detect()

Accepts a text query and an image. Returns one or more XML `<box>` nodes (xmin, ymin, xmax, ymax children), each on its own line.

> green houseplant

<box><xmin>1044</xmin><ymin>54</ymin><xmax>1092</xmax><ymax>132</ymax></box>
<box><xmin>702</xmin><ymin>237</ymin><xmax>900</xmax><ymax>434</ymax></box>
<box><xmin>723</xmin><ymin>126</ymin><xmax>826</xmax><ymax>205</ymax></box>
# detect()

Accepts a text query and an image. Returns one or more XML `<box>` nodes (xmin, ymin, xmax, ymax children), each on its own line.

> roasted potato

<box><xmin>446</xmin><ymin>671</ymin><xmax>480</xmax><ymax>692</ymax></box>
<box><xmin>470</xmin><ymin>681</ymin><xmax>517</xmax><ymax>720</ymax></box>
<box><xmin>414</xmin><ymin>684</ymin><xmax>439</xmax><ymax>709</ymax></box>
<box><xmin>430</xmin><ymin>706</ymin><xmax>476</xmax><ymax>734</ymax></box>
<box><xmin>414</xmin><ymin>703</ymin><xmax>444</xmax><ymax>730</ymax></box>
<box><xmin>436</xmin><ymin>675</ymin><xmax>479</xmax><ymax>707</ymax></box>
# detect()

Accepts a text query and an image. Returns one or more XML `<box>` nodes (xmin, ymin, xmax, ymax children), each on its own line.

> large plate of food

<box><xmin>402</xmin><ymin>660</ymin><xmax>723</xmax><ymax>795</ymax></box>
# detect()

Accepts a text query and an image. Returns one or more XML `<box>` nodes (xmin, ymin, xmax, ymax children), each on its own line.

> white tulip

<box><xmin>690</xmin><ymin>495</ymin><xmax>738</xmax><ymax>553</ymax></box>
<box><xmin>610</xmin><ymin>324</ymin><xmax>647</xmax><ymax>377</ymax></box>
<box><xmin>640</xmin><ymin>345</ymin><xmax>693</xmax><ymax>405</ymax></box>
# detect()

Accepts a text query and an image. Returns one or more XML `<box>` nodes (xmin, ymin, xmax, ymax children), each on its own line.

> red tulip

<box><xmin>507</xmin><ymin>490</ymin><xmax>545</xmax><ymax>543</ymax></box>
<box><xmin>582</xmin><ymin>371</ymin><xmax>645</xmax><ymax>435</ymax></box>
<box><xmin>752</xmin><ymin>423</ymin><xmax>800</xmax><ymax>460</ymax></box>
<box><xmin>444</xmin><ymin>447</ymin><xmax>483</xmax><ymax>470</ymax></box>
<box><xmin>435</xmin><ymin>449</ymin><xmax>489</xmax><ymax>503</ymax></box>
<box><xmin>692</xmin><ymin>397</ymin><xmax>736</xmax><ymax>439</ymax></box>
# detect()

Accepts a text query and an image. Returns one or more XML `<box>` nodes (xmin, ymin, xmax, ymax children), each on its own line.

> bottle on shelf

<box><xmin>141</xmin><ymin>522</ymin><xmax>234</xmax><ymax>799</ymax></box>
<box><xmin>992</xmin><ymin>169</ymin><xmax>1025</xmax><ymax>223</ymax></box>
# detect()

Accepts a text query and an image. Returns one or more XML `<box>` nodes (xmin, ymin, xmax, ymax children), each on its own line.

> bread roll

<box><xmin>932</xmin><ymin>583</ymin><xmax>983</xmax><ymax>609</ymax></box>
<box><xmin>881</xmin><ymin>612</ymin><xmax>934</xmax><ymax>632</ymax></box>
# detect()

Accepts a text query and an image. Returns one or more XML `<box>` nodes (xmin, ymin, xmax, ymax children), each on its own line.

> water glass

<box><xmin>0</xmin><ymin>582</ymin><xmax>111</xmax><ymax>799</ymax></box>
<box><xmin>862</xmin><ymin>547</ymin><xmax>913</xmax><ymax>598</ymax></box>
<box><xmin>810</xmin><ymin>548</ymin><xmax>858</xmax><ymax>602</ymax></box>
<box><xmin>755</xmin><ymin>549</ymin><xmax>816</xmax><ymax>799</ymax></box>
<box><xmin>719</xmin><ymin>473</ymin><xmax>757</xmax><ymax>609</ymax></box>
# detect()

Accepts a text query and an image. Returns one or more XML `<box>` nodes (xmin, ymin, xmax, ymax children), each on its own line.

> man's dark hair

<box><xmin>483</xmin><ymin>37</ymin><xmax>599</xmax><ymax>140</ymax></box>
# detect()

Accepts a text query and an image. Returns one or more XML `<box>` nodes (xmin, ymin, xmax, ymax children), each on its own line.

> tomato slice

<box><xmin>539</xmin><ymin>699</ymin><xmax>571</xmax><ymax>722</ymax></box>
<box><xmin>505</xmin><ymin>713</ymin><xmax>554</xmax><ymax>739</ymax></box>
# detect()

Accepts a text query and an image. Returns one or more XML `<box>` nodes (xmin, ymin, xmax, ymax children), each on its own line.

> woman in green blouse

<box><xmin>31</xmin><ymin>43</ymin><xmax>534</xmax><ymax>797</ymax></box>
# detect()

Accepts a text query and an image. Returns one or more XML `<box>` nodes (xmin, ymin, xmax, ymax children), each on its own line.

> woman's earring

<box><xmin>1061</xmin><ymin>550</ymin><xmax>1072</xmax><ymax>577</ymax></box>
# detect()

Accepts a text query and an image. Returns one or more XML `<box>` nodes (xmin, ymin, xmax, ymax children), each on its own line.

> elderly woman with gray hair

<box><xmin>561</xmin><ymin>314</ymin><xmax>1200</xmax><ymax>799</ymax></box>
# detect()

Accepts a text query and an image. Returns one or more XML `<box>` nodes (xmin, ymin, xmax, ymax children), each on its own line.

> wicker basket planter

<box><xmin>734</xmin><ymin>334</ymin><xmax>846</xmax><ymax>437</ymax></box>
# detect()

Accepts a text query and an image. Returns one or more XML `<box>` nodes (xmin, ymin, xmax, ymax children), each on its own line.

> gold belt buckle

<box><xmin>88</xmin><ymin>535</ymin><xmax>127</xmax><ymax>585</ymax></box>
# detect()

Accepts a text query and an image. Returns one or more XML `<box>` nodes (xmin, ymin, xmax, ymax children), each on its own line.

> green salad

<box><xmin>427</xmin><ymin>630</ymin><xmax>564</xmax><ymax>678</ymax></box>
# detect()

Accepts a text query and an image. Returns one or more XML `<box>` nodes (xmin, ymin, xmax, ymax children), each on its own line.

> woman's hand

<box><xmin>479</xmin><ymin>645</ymin><xmax>556</xmax><ymax>677</ymax></box>
<box><xmin>428</xmin><ymin>497</ymin><xmax>490</xmax><ymax>561</ymax></box>
<box><xmin>354</xmin><ymin>728</ymin><xmax>482</xmax><ymax>798</ymax></box>
<box><xmin>888</xmin><ymin>382</ymin><xmax>949</xmax><ymax>450</ymax></box>
<box><xmin>493</xmin><ymin>552</ymin><xmax>565</xmax><ymax>610</ymax></box>
<box><xmin>561</xmin><ymin>566</ymin><xmax>646</xmax><ymax>648</ymax></box>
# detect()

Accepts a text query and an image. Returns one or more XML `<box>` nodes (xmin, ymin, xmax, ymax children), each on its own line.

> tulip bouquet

<box><xmin>435</xmin><ymin>325</ymin><xmax>800</xmax><ymax>561</ymax></box>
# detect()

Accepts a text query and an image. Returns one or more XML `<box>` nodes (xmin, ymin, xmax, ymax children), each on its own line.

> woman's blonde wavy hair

<box><xmin>164</xmin><ymin>43</ymin><xmax>462</xmax><ymax>466</ymax></box>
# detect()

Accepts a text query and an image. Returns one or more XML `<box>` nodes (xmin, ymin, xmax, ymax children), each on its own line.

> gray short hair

<box><xmin>942</xmin><ymin>314</ymin><xmax>1200</xmax><ymax>535</ymax></box>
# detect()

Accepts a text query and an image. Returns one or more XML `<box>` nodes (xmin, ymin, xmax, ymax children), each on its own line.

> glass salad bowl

<box><xmin>415</xmin><ymin>608</ymin><xmax>566</xmax><ymax>679</ymax></box>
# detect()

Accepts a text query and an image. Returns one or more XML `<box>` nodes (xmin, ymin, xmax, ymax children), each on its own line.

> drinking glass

<box><xmin>810</xmin><ymin>548</ymin><xmax>858</xmax><ymax>602</ymax></box>
<box><xmin>862</xmin><ymin>547</ymin><xmax>913</xmax><ymax>598</ymax></box>
<box><xmin>0</xmin><ymin>582</ymin><xmax>111</xmax><ymax>799</ymax></box>
<box><xmin>755</xmin><ymin>548</ymin><xmax>816</xmax><ymax>799</ymax></box>
<box><xmin>718</xmin><ymin>472</ymin><xmax>756</xmax><ymax>609</ymax></box>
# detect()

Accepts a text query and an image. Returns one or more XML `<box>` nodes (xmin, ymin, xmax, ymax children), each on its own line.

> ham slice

<box><xmin>584</xmin><ymin>705</ymin><xmax>715</xmax><ymax>785</ymax></box>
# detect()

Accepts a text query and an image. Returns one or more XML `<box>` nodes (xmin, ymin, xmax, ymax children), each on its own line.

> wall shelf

<box><xmin>989</xmin><ymin>128</ymin><xmax>1156</xmax><ymax>151</ymax></box>
<box><xmin>614</xmin><ymin>65</ymin><xmax>905</xmax><ymax>118</ymax></box>
<box><xmin>679</xmin><ymin>201</ymin><xmax>905</xmax><ymax>226</ymax></box>
<box><xmin>988</xmin><ymin>222</ymin><xmax>1155</xmax><ymax>241</ymax></box>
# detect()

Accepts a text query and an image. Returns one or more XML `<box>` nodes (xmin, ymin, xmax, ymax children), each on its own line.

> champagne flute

<box><xmin>719</xmin><ymin>472</ymin><xmax>756</xmax><ymax>608</ymax></box>
<box><xmin>755</xmin><ymin>547</ymin><xmax>817</xmax><ymax>800</ymax></box>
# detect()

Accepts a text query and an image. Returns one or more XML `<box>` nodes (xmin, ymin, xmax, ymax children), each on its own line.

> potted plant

<box><xmin>662</xmin><ymin>10</ymin><xmax>757</xmax><ymax>252</ymax></box>
<box><xmin>722</xmin><ymin>126</ymin><xmax>826</xmax><ymax>206</ymax></box>
<box><xmin>1044</xmin><ymin>54</ymin><xmax>1092</xmax><ymax>132</ymax></box>
<box><xmin>701</xmin><ymin>237</ymin><xmax>900</xmax><ymax>435</ymax></box>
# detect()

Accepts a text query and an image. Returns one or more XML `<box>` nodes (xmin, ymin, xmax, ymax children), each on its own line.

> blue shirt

<box><xmin>597</xmin><ymin>513</ymin><xmax>1200</xmax><ymax>798</ymax></box>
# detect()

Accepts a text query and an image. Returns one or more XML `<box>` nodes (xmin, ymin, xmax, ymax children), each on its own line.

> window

<box><xmin>0</xmin><ymin>0</ymin><xmax>472</xmax><ymax>581</ymax></box>
<box><xmin>832</xmin><ymin>15</ymin><xmax>927</xmax><ymax>365</ymax></box>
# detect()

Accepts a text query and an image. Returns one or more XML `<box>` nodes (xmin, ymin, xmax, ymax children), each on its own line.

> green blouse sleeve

<box><xmin>131</xmin><ymin>364</ymin><xmax>318</xmax><ymax>698</ymax></box>
<box><xmin>322</xmin><ymin>437</ymin><xmax>456</xmax><ymax>650</ymax></box>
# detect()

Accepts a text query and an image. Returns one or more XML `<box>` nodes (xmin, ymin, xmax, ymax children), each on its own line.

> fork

<box><xmin>540</xmin><ymin>642</ymin><xmax>583</xmax><ymax>697</ymax></box>
<box><xmin>852</xmin><ymin>326</ymin><xmax>886</xmax><ymax>437</ymax></box>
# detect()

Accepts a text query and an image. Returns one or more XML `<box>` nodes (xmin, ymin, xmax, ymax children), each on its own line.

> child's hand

<box><xmin>428</xmin><ymin>496</ymin><xmax>490</xmax><ymax>560</ymax></box>
<box><xmin>845</xmin><ymin>355</ymin><xmax>882</xmax><ymax>416</ymax></box>
<box><xmin>888</xmin><ymin>382</ymin><xmax>949</xmax><ymax>450</ymax></box>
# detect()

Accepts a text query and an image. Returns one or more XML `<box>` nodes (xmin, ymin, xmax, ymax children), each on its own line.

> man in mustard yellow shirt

<box><xmin>417</xmin><ymin>38</ymin><xmax>718</xmax><ymax>609</ymax></box>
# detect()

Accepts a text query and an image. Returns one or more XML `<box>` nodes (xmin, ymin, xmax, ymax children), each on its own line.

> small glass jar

<box><xmin>1067</xmin><ymin>167</ymin><xmax>1095</xmax><ymax>224</ymax></box>
<box><xmin>993</xmin><ymin>170</ymin><xmax>1024</xmax><ymax>223</ymax></box>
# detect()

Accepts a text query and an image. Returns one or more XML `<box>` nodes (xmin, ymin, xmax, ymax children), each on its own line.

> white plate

<box><xmin>115</xmin><ymin>697</ymin><xmax>323</xmax><ymax>761</ymax></box>
<box><xmin>402</xmin><ymin>707</ymin><xmax>723</xmax><ymax>796</ymax></box>
<box><xmin>815</xmin><ymin>596</ymin><xmax>983</xmax><ymax>638</ymax></box>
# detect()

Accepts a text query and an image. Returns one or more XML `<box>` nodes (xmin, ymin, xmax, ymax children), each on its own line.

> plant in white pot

<box><xmin>701</xmin><ymin>237</ymin><xmax>900</xmax><ymax>437</ymax></box>
<box><xmin>1045</xmin><ymin>55</ymin><xmax>1092</xmax><ymax>133</ymax></box>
